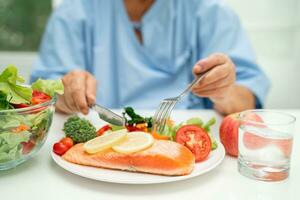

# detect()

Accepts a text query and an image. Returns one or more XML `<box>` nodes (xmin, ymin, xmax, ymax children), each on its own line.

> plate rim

<box><xmin>51</xmin><ymin>141</ymin><xmax>225</xmax><ymax>184</ymax></box>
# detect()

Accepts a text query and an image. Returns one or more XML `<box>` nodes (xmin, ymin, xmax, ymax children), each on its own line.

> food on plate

<box><xmin>96</xmin><ymin>125</ymin><xmax>112</xmax><ymax>136</ymax></box>
<box><xmin>60</xmin><ymin>137</ymin><xmax>74</xmax><ymax>148</ymax></box>
<box><xmin>53</xmin><ymin>142</ymin><xmax>69</xmax><ymax>156</ymax></box>
<box><xmin>112</xmin><ymin>131</ymin><xmax>155</xmax><ymax>154</ymax></box>
<box><xmin>53</xmin><ymin>107</ymin><xmax>219</xmax><ymax>175</ymax></box>
<box><xmin>63</xmin><ymin>116</ymin><xmax>97</xmax><ymax>143</ymax></box>
<box><xmin>0</xmin><ymin>65</ymin><xmax>63</xmax><ymax>164</ymax></box>
<box><xmin>176</xmin><ymin>125</ymin><xmax>212</xmax><ymax>162</ymax></box>
<box><xmin>53</xmin><ymin>137</ymin><xmax>74</xmax><ymax>156</ymax></box>
<box><xmin>84</xmin><ymin>129</ymin><xmax>127</xmax><ymax>154</ymax></box>
<box><xmin>63</xmin><ymin>140</ymin><xmax>195</xmax><ymax>176</ymax></box>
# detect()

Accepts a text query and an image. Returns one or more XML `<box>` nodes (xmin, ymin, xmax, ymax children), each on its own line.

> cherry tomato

<box><xmin>60</xmin><ymin>137</ymin><xmax>74</xmax><ymax>148</ymax></box>
<box><xmin>97</xmin><ymin>125</ymin><xmax>112</xmax><ymax>136</ymax></box>
<box><xmin>31</xmin><ymin>90</ymin><xmax>51</xmax><ymax>105</ymax></box>
<box><xmin>53</xmin><ymin>142</ymin><xmax>69</xmax><ymax>156</ymax></box>
<box><xmin>176</xmin><ymin>125</ymin><xmax>211</xmax><ymax>162</ymax></box>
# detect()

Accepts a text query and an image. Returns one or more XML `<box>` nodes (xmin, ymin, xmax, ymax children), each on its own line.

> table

<box><xmin>1</xmin><ymin>110</ymin><xmax>299</xmax><ymax>200</ymax></box>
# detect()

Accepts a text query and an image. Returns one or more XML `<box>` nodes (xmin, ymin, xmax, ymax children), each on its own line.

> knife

<box><xmin>91</xmin><ymin>104</ymin><xmax>126</xmax><ymax>126</ymax></box>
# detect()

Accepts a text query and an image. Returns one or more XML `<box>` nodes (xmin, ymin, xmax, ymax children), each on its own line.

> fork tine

<box><xmin>153</xmin><ymin>102</ymin><xmax>164</xmax><ymax>121</ymax></box>
<box><xmin>154</xmin><ymin>101</ymin><xmax>168</xmax><ymax>126</ymax></box>
<box><xmin>157</xmin><ymin>101</ymin><xmax>173</xmax><ymax>133</ymax></box>
<box><xmin>157</xmin><ymin>101</ymin><xmax>177</xmax><ymax>133</ymax></box>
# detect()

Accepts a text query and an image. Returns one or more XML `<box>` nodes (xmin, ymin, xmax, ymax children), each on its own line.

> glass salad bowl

<box><xmin>0</xmin><ymin>96</ymin><xmax>56</xmax><ymax>170</ymax></box>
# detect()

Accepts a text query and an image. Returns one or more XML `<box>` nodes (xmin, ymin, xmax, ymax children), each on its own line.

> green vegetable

<box><xmin>0</xmin><ymin>130</ymin><xmax>31</xmax><ymax>162</ymax></box>
<box><xmin>63</xmin><ymin>116</ymin><xmax>97</xmax><ymax>143</ymax></box>
<box><xmin>186</xmin><ymin>117</ymin><xmax>203</xmax><ymax>127</ymax></box>
<box><xmin>0</xmin><ymin>91</ymin><xmax>11</xmax><ymax>110</ymax></box>
<box><xmin>32</xmin><ymin>79</ymin><xmax>64</xmax><ymax>97</ymax></box>
<box><xmin>0</xmin><ymin>65</ymin><xmax>32</xmax><ymax>105</ymax></box>
<box><xmin>203</xmin><ymin>117</ymin><xmax>216</xmax><ymax>132</ymax></box>
<box><xmin>28</xmin><ymin>109</ymin><xmax>53</xmax><ymax>141</ymax></box>
<box><xmin>0</xmin><ymin>113</ymin><xmax>32</xmax><ymax>129</ymax></box>
<box><xmin>110</xmin><ymin>124</ymin><xmax>125</xmax><ymax>131</ymax></box>
<box><xmin>123</xmin><ymin>107</ymin><xmax>152</xmax><ymax>127</ymax></box>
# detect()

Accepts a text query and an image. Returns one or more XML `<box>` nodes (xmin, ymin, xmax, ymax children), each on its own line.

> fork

<box><xmin>152</xmin><ymin>69</ymin><xmax>212</xmax><ymax>134</ymax></box>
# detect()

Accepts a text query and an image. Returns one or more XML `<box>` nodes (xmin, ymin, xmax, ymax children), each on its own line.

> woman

<box><xmin>31</xmin><ymin>0</ymin><xmax>270</xmax><ymax>115</ymax></box>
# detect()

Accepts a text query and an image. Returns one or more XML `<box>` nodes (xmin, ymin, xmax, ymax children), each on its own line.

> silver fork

<box><xmin>152</xmin><ymin>69</ymin><xmax>212</xmax><ymax>134</ymax></box>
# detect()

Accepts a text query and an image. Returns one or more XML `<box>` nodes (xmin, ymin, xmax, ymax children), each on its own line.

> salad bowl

<box><xmin>0</xmin><ymin>96</ymin><xmax>56</xmax><ymax>170</ymax></box>
<box><xmin>0</xmin><ymin>65</ymin><xmax>63</xmax><ymax>170</ymax></box>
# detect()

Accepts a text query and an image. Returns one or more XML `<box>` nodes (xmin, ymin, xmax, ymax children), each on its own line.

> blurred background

<box><xmin>0</xmin><ymin>0</ymin><xmax>299</xmax><ymax>108</ymax></box>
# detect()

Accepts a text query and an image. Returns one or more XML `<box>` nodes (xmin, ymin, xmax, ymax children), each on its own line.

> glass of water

<box><xmin>238</xmin><ymin>110</ymin><xmax>296</xmax><ymax>181</ymax></box>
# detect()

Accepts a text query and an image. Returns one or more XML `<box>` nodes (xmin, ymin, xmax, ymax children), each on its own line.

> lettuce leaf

<box><xmin>0</xmin><ymin>65</ymin><xmax>32</xmax><ymax>104</ymax></box>
<box><xmin>0</xmin><ymin>91</ymin><xmax>10</xmax><ymax>110</ymax></box>
<box><xmin>0</xmin><ymin>130</ymin><xmax>31</xmax><ymax>163</ymax></box>
<box><xmin>31</xmin><ymin>79</ymin><xmax>64</xmax><ymax>97</ymax></box>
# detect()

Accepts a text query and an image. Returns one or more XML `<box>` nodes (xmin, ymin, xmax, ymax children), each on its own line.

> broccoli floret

<box><xmin>63</xmin><ymin>116</ymin><xmax>97</xmax><ymax>143</ymax></box>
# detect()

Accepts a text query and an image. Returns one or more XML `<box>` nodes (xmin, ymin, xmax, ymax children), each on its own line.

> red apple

<box><xmin>219</xmin><ymin>113</ymin><xmax>240</xmax><ymax>157</ymax></box>
<box><xmin>219</xmin><ymin>112</ymin><xmax>264</xmax><ymax>157</ymax></box>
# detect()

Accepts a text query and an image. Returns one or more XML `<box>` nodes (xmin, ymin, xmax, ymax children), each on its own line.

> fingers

<box><xmin>192</xmin><ymin>53</ymin><xmax>236</xmax><ymax>100</ymax></box>
<box><xmin>193</xmin><ymin>85</ymin><xmax>231</xmax><ymax>99</ymax></box>
<box><xmin>58</xmin><ymin>70</ymin><xmax>97</xmax><ymax>115</ymax></box>
<box><xmin>85</xmin><ymin>72</ymin><xmax>97</xmax><ymax>106</ymax></box>
<box><xmin>193</xmin><ymin>53</ymin><xmax>228</xmax><ymax>74</ymax></box>
<box><xmin>55</xmin><ymin>95</ymin><xmax>74</xmax><ymax>114</ymax></box>
<box><xmin>194</xmin><ymin>63</ymin><xmax>231</xmax><ymax>89</ymax></box>
<box><xmin>192</xmin><ymin>74</ymin><xmax>231</xmax><ymax>93</ymax></box>
<box><xmin>69</xmin><ymin>72</ymin><xmax>88</xmax><ymax>114</ymax></box>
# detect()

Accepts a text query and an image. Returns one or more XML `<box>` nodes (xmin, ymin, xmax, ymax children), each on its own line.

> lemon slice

<box><xmin>112</xmin><ymin>131</ymin><xmax>154</xmax><ymax>154</ymax></box>
<box><xmin>84</xmin><ymin>129</ymin><xmax>127</xmax><ymax>154</ymax></box>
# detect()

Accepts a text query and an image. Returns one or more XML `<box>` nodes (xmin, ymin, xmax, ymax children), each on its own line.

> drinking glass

<box><xmin>238</xmin><ymin>110</ymin><xmax>296</xmax><ymax>181</ymax></box>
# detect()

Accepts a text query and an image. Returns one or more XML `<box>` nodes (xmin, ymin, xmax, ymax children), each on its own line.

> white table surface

<box><xmin>1</xmin><ymin>109</ymin><xmax>299</xmax><ymax>200</ymax></box>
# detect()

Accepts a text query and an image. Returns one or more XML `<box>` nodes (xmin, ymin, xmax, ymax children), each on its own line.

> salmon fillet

<box><xmin>62</xmin><ymin>140</ymin><xmax>195</xmax><ymax>176</ymax></box>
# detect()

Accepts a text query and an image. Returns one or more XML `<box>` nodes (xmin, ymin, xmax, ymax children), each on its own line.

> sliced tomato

<box><xmin>12</xmin><ymin>103</ymin><xmax>30</xmax><ymax>109</ymax></box>
<box><xmin>22</xmin><ymin>140</ymin><xmax>35</xmax><ymax>155</ymax></box>
<box><xmin>97</xmin><ymin>125</ymin><xmax>112</xmax><ymax>136</ymax></box>
<box><xmin>126</xmin><ymin>125</ymin><xmax>143</xmax><ymax>132</ymax></box>
<box><xmin>176</xmin><ymin>125</ymin><xmax>211</xmax><ymax>162</ymax></box>
<box><xmin>31</xmin><ymin>90</ymin><xmax>51</xmax><ymax>105</ymax></box>
<box><xmin>12</xmin><ymin>90</ymin><xmax>51</xmax><ymax>110</ymax></box>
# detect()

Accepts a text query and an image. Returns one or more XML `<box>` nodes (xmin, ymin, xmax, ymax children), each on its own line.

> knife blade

<box><xmin>91</xmin><ymin>104</ymin><xmax>126</xmax><ymax>126</ymax></box>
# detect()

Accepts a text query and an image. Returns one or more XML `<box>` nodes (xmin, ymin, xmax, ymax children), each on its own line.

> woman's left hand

<box><xmin>192</xmin><ymin>53</ymin><xmax>236</xmax><ymax>102</ymax></box>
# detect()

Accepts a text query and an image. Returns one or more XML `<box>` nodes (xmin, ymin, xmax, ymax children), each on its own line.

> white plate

<box><xmin>51</xmin><ymin>141</ymin><xmax>225</xmax><ymax>184</ymax></box>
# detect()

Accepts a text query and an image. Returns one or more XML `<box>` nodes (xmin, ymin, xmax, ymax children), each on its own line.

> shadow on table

<box><xmin>49</xmin><ymin>157</ymin><xmax>223</xmax><ymax>196</ymax></box>
<box><xmin>0</xmin><ymin>156</ymin><xmax>40</xmax><ymax>177</ymax></box>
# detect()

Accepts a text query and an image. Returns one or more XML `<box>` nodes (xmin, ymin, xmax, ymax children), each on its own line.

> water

<box><xmin>238</xmin><ymin>126</ymin><xmax>293</xmax><ymax>181</ymax></box>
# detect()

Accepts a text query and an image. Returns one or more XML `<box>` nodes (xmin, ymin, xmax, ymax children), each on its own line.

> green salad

<box><xmin>0</xmin><ymin>65</ymin><xmax>64</xmax><ymax>163</ymax></box>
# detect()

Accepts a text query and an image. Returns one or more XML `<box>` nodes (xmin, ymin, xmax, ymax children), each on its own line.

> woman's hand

<box><xmin>192</xmin><ymin>53</ymin><xmax>255</xmax><ymax>114</ymax></box>
<box><xmin>56</xmin><ymin>70</ymin><xmax>97</xmax><ymax>114</ymax></box>
<box><xmin>192</xmin><ymin>53</ymin><xmax>236</xmax><ymax>101</ymax></box>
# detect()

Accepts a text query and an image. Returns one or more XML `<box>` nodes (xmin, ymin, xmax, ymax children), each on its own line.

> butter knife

<box><xmin>91</xmin><ymin>104</ymin><xmax>126</xmax><ymax>126</ymax></box>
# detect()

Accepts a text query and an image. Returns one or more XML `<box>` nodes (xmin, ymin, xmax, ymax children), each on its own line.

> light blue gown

<box><xmin>31</xmin><ymin>0</ymin><xmax>270</xmax><ymax>109</ymax></box>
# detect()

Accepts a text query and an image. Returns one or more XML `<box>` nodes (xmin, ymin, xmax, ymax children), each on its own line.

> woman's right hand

<box><xmin>56</xmin><ymin>70</ymin><xmax>97</xmax><ymax>115</ymax></box>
